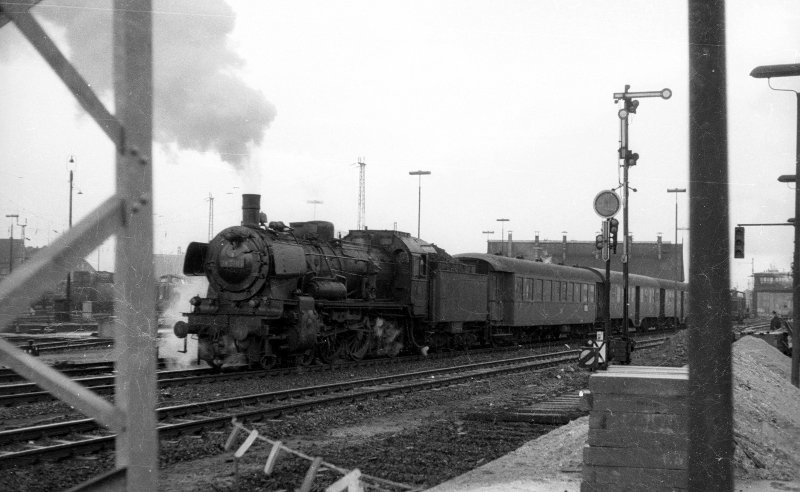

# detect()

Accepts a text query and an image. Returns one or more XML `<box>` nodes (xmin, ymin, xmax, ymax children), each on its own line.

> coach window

<box><xmin>544</xmin><ymin>280</ymin><xmax>552</xmax><ymax>302</ymax></box>
<box><xmin>515</xmin><ymin>277</ymin><xmax>523</xmax><ymax>300</ymax></box>
<box><xmin>567</xmin><ymin>282</ymin><xmax>574</xmax><ymax>302</ymax></box>
<box><xmin>581</xmin><ymin>284</ymin><xmax>588</xmax><ymax>303</ymax></box>
<box><xmin>535</xmin><ymin>279</ymin><xmax>543</xmax><ymax>302</ymax></box>
<box><xmin>561</xmin><ymin>282</ymin><xmax>567</xmax><ymax>302</ymax></box>
<box><xmin>589</xmin><ymin>285</ymin><xmax>595</xmax><ymax>303</ymax></box>
<box><xmin>524</xmin><ymin>278</ymin><xmax>533</xmax><ymax>301</ymax></box>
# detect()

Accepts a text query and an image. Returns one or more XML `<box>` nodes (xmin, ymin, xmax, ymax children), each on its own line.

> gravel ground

<box><xmin>0</xmin><ymin>335</ymin><xmax>685</xmax><ymax>491</ymax></box>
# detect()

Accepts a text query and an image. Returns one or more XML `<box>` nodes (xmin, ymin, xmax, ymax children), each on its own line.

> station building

<box><xmin>486</xmin><ymin>232</ymin><xmax>684</xmax><ymax>282</ymax></box>
<box><xmin>752</xmin><ymin>270</ymin><xmax>792</xmax><ymax>316</ymax></box>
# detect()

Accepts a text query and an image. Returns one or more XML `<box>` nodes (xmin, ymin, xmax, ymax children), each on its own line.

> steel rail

<box><xmin>0</xmin><ymin>340</ymin><xmax>665</xmax><ymax>467</ymax></box>
<box><xmin>0</xmin><ymin>347</ymin><xmax>608</xmax><ymax>465</ymax></box>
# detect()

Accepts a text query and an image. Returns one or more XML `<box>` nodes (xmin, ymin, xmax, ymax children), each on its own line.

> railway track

<box><xmin>0</xmin><ymin>340</ymin><xmax>665</xmax><ymax>467</ymax></box>
<box><xmin>0</xmin><ymin>359</ymin><xmax>173</xmax><ymax>385</ymax></box>
<box><xmin>10</xmin><ymin>338</ymin><xmax>114</xmax><ymax>354</ymax></box>
<box><xmin>0</xmin><ymin>334</ymin><xmax>617</xmax><ymax>404</ymax></box>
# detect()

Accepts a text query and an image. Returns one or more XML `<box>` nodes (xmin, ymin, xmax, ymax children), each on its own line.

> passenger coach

<box><xmin>456</xmin><ymin>254</ymin><xmax>599</xmax><ymax>340</ymax></box>
<box><xmin>455</xmin><ymin>253</ymin><xmax>687</xmax><ymax>339</ymax></box>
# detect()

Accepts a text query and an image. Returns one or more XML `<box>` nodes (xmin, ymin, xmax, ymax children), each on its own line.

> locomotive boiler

<box><xmin>174</xmin><ymin>194</ymin><xmax>483</xmax><ymax>369</ymax></box>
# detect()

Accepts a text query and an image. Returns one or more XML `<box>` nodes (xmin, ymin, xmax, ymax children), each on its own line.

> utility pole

<box><xmin>496</xmin><ymin>219</ymin><xmax>509</xmax><ymax>256</ymax></box>
<box><xmin>357</xmin><ymin>157</ymin><xmax>366</xmax><ymax>230</ymax></box>
<box><xmin>18</xmin><ymin>219</ymin><xmax>27</xmax><ymax>263</ymax></box>
<box><xmin>613</xmin><ymin>85</ymin><xmax>671</xmax><ymax>362</ymax></box>
<box><xmin>5</xmin><ymin>214</ymin><xmax>18</xmax><ymax>273</ymax></box>
<box><xmin>668</xmin><ymin>188</ymin><xmax>687</xmax><ymax>322</ymax></box>
<box><xmin>307</xmin><ymin>200</ymin><xmax>323</xmax><ymax>219</ymax></box>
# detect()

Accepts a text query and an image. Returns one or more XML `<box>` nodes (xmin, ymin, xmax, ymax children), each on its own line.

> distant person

<box><xmin>770</xmin><ymin>311</ymin><xmax>782</xmax><ymax>331</ymax></box>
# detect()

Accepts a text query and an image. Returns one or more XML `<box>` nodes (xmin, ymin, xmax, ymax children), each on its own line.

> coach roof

<box><xmin>456</xmin><ymin>253</ymin><xmax>599</xmax><ymax>281</ymax></box>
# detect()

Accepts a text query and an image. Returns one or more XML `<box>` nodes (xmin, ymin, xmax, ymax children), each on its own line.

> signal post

<box><xmin>594</xmin><ymin>190</ymin><xmax>621</xmax><ymax>367</ymax></box>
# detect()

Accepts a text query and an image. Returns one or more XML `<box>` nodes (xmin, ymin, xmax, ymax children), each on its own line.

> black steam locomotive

<box><xmin>174</xmin><ymin>194</ymin><xmax>687</xmax><ymax>369</ymax></box>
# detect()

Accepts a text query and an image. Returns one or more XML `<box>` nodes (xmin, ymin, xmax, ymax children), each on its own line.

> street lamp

<box><xmin>66</xmin><ymin>155</ymin><xmax>76</xmax><ymax>318</ymax></box>
<box><xmin>751</xmin><ymin>62</ymin><xmax>800</xmax><ymax>388</ymax></box>
<box><xmin>496</xmin><ymin>218</ymin><xmax>509</xmax><ymax>256</ymax></box>
<box><xmin>409</xmin><ymin>170</ymin><xmax>431</xmax><ymax>238</ymax></box>
<box><xmin>307</xmin><ymin>200</ymin><xmax>323</xmax><ymax>219</ymax></box>
<box><xmin>667</xmin><ymin>188</ymin><xmax>686</xmax><ymax>323</ymax></box>
<box><xmin>482</xmin><ymin>230</ymin><xmax>494</xmax><ymax>253</ymax></box>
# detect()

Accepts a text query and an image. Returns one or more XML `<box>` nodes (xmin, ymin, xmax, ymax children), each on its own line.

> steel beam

<box><xmin>112</xmin><ymin>1</ymin><xmax>158</xmax><ymax>488</ymax></box>
<box><xmin>0</xmin><ymin>1</ymin><xmax>124</xmax><ymax>151</ymax></box>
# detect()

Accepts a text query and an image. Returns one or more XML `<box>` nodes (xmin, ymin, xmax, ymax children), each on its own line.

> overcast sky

<box><xmin>1</xmin><ymin>0</ymin><xmax>799</xmax><ymax>291</ymax></box>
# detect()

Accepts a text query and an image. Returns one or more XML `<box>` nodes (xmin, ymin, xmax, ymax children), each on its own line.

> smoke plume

<box><xmin>23</xmin><ymin>0</ymin><xmax>276</xmax><ymax>168</ymax></box>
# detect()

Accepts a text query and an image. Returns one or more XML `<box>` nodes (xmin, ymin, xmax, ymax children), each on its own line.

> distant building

<box><xmin>1</xmin><ymin>243</ymin><xmax>184</xmax><ymax>282</ymax></box>
<box><xmin>752</xmin><ymin>270</ymin><xmax>792</xmax><ymax>316</ymax></box>
<box><xmin>0</xmin><ymin>238</ymin><xmax>25</xmax><ymax>276</ymax></box>
<box><xmin>486</xmin><ymin>232</ymin><xmax>684</xmax><ymax>282</ymax></box>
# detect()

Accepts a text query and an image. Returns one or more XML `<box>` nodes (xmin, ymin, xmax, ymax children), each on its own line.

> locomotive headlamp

<box><xmin>190</xmin><ymin>296</ymin><xmax>201</xmax><ymax>306</ymax></box>
<box><xmin>248</xmin><ymin>299</ymin><xmax>260</xmax><ymax>308</ymax></box>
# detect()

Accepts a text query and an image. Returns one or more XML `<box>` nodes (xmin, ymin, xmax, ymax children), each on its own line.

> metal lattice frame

<box><xmin>0</xmin><ymin>1</ymin><xmax>156</xmax><ymax>489</ymax></box>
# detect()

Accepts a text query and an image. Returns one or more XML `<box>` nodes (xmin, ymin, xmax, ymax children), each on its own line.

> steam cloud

<box><xmin>22</xmin><ymin>0</ymin><xmax>276</xmax><ymax>168</ymax></box>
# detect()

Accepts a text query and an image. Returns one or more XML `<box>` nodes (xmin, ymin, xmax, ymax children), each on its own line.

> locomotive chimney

<box><xmin>242</xmin><ymin>194</ymin><xmax>261</xmax><ymax>227</ymax></box>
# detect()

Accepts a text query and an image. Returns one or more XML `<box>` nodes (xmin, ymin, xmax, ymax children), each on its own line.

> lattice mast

<box><xmin>357</xmin><ymin>157</ymin><xmax>366</xmax><ymax>230</ymax></box>
<box><xmin>207</xmin><ymin>193</ymin><xmax>214</xmax><ymax>241</ymax></box>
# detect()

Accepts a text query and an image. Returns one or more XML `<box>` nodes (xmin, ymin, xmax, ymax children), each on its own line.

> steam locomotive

<box><xmin>174</xmin><ymin>194</ymin><xmax>687</xmax><ymax>369</ymax></box>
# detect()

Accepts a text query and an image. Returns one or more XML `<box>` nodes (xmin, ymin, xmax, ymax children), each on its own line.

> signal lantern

<box><xmin>625</xmin><ymin>150</ymin><xmax>639</xmax><ymax>166</ymax></box>
<box><xmin>609</xmin><ymin>218</ymin><xmax>619</xmax><ymax>253</ymax></box>
<box><xmin>595</xmin><ymin>234</ymin><xmax>604</xmax><ymax>251</ymax></box>
<box><xmin>734</xmin><ymin>226</ymin><xmax>745</xmax><ymax>259</ymax></box>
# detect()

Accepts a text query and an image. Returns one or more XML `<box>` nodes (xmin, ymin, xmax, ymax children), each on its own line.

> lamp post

<box><xmin>750</xmin><ymin>62</ymin><xmax>800</xmax><ymax>388</ymax></box>
<box><xmin>66</xmin><ymin>156</ymin><xmax>76</xmax><ymax>318</ymax></box>
<box><xmin>496</xmin><ymin>218</ymin><xmax>509</xmax><ymax>256</ymax></box>
<box><xmin>409</xmin><ymin>170</ymin><xmax>431</xmax><ymax>238</ymax></box>
<box><xmin>307</xmin><ymin>200</ymin><xmax>323</xmax><ymax>219</ymax></box>
<box><xmin>482</xmin><ymin>230</ymin><xmax>494</xmax><ymax>253</ymax></box>
<box><xmin>667</xmin><ymin>188</ymin><xmax>687</xmax><ymax>323</ymax></box>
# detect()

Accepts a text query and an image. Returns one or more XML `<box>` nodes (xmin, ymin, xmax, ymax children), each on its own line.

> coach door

<box><xmin>488</xmin><ymin>272</ymin><xmax>504</xmax><ymax>323</ymax></box>
<box><xmin>634</xmin><ymin>286</ymin><xmax>641</xmax><ymax>326</ymax></box>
